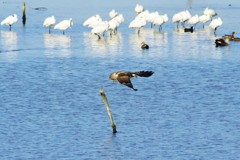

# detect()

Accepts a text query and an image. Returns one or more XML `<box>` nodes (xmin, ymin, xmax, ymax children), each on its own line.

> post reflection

<box><xmin>1</xmin><ymin>30</ymin><xmax>18</xmax><ymax>61</ymax></box>
<box><xmin>83</xmin><ymin>32</ymin><xmax>123</xmax><ymax>56</ymax></box>
<box><xmin>43</xmin><ymin>33</ymin><xmax>72</xmax><ymax>57</ymax></box>
<box><xmin>100</xmin><ymin>134</ymin><xmax>117</xmax><ymax>159</ymax></box>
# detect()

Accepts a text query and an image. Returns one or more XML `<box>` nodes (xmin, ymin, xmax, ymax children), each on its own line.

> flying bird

<box><xmin>109</xmin><ymin>71</ymin><xmax>154</xmax><ymax>91</ymax></box>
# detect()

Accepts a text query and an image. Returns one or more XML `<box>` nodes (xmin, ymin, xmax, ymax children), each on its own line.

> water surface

<box><xmin>1</xmin><ymin>0</ymin><xmax>240</xmax><ymax>159</ymax></box>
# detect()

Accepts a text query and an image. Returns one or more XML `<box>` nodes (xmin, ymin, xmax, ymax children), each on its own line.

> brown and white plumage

<box><xmin>141</xmin><ymin>42</ymin><xmax>149</xmax><ymax>50</ymax></box>
<box><xmin>215</xmin><ymin>38</ymin><xmax>229</xmax><ymax>47</ymax></box>
<box><xmin>222</xmin><ymin>32</ymin><xmax>235</xmax><ymax>40</ymax></box>
<box><xmin>109</xmin><ymin>71</ymin><xmax>154</xmax><ymax>91</ymax></box>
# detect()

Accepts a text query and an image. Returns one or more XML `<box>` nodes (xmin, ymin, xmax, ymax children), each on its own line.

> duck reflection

<box><xmin>83</xmin><ymin>31</ymin><xmax>123</xmax><ymax>56</ymax></box>
<box><xmin>129</xmin><ymin>33</ymin><xmax>146</xmax><ymax>54</ymax></box>
<box><xmin>43</xmin><ymin>33</ymin><xmax>72</xmax><ymax>57</ymax></box>
<box><xmin>129</xmin><ymin>28</ymin><xmax>169</xmax><ymax>57</ymax></box>
<box><xmin>1</xmin><ymin>30</ymin><xmax>18</xmax><ymax>60</ymax></box>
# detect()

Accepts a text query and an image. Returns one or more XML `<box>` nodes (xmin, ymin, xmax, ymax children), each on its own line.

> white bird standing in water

<box><xmin>204</xmin><ymin>7</ymin><xmax>217</xmax><ymax>19</ymax></box>
<box><xmin>114</xmin><ymin>14</ymin><xmax>124</xmax><ymax>24</ymax></box>
<box><xmin>83</xmin><ymin>15</ymin><xmax>101</xmax><ymax>26</ymax></box>
<box><xmin>187</xmin><ymin>14</ymin><xmax>199</xmax><ymax>29</ymax></box>
<box><xmin>129</xmin><ymin>16</ymin><xmax>146</xmax><ymax>34</ymax></box>
<box><xmin>153</xmin><ymin>15</ymin><xmax>164</xmax><ymax>31</ymax></box>
<box><xmin>54</xmin><ymin>18</ymin><xmax>73</xmax><ymax>35</ymax></box>
<box><xmin>109</xmin><ymin>9</ymin><xmax>118</xmax><ymax>19</ymax></box>
<box><xmin>108</xmin><ymin>19</ymin><xmax>120</xmax><ymax>35</ymax></box>
<box><xmin>180</xmin><ymin>10</ymin><xmax>191</xmax><ymax>27</ymax></box>
<box><xmin>109</xmin><ymin>14</ymin><xmax>124</xmax><ymax>33</ymax></box>
<box><xmin>43</xmin><ymin>16</ymin><xmax>56</xmax><ymax>33</ymax></box>
<box><xmin>147</xmin><ymin>12</ymin><xmax>159</xmax><ymax>28</ymax></box>
<box><xmin>172</xmin><ymin>12</ymin><xmax>183</xmax><ymax>28</ymax></box>
<box><xmin>153</xmin><ymin>14</ymin><xmax>168</xmax><ymax>31</ymax></box>
<box><xmin>162</xmin><ymin>14</ymin><xmax>169</xmax><ymax>23</ymax></box>
<box><xmin>88</xmin><ymin>17</ymin><xmax>102</xmax><ymax>28</ymax></box>
<box><xmin>135</xmin><ymin>4</ymin><xmax>144</xmax><ymax>14</ymax></box>
<box><xmin>209</xmin><ymin>17</ymin><xmax>222</xmax><ymax>34</ymax></box>
<box><xmin>199</xmin><ymin>14</ymin><xmax>211</xmax><ymax>28</ymax></box>
<box><xmin>137</xmin><ymin>10</ymin><xmax>149</xmax><ymax>19</ymax></box>
<box><xmin>91</xmin><ymin>21</ymin><xmax>109</xmax><ymax>39</ymax></box>
<box><xmin>1</xmin><ymin>14</ymin><xmax>18</xmax><ymax>31</ymax></box>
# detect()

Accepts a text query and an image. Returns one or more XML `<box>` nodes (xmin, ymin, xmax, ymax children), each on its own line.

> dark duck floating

<box><xmin>184</xmin><ymin>26</ymin><xmax>194</xmax><ymax>33</ymax></box>
<box><xmin>215</xmin><ymin>38</ymin><xmax>229</xmax><ymax>47</ymax></box>
<box><xmin>222</xmin><ymin>32</ymin><xmax>235</xmax><ymax>40</ymax></box>
<box><xmin>141</xmin><ymin>42</ymin><xmax>149</xmax><ymax>50</ymax></box>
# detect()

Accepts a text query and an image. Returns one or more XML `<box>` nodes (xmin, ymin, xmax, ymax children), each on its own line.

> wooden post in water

<box><xmin>22</xmin><ymin>2</ymin><xmax>26</xmax><ymax>26</ymax></box>
<box><xmin>100</xmin><ymin>88</ymin><xmax>117</xmax><ymax>133</ymax></box>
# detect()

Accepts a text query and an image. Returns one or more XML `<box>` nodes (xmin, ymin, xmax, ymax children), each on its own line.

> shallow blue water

<box><xmin>1</xmin><ymin>0</ymin><xmax>240</xmax><ymax>159</ymax></box>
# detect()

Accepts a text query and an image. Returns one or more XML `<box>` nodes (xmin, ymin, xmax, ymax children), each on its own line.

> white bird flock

<box><xmin>1</xmin><ymin>6</ymin><xmax>221</xmax><ymax>36</ymax></box>
<box><xmin>83</xmin><ymin>9</ymin><xmax>124</xmax><ymax>39</ymax></box>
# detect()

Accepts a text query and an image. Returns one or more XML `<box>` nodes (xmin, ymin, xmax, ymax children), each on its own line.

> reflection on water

<box><xmin>172</xmin><ymin>26</ymin><xmax>185</xmax><ymax>34</ymax></box>
<box><xmin>1</xmin><ymin>0</ymin><xmax>240</xmax><ymax>159</ymax></box>
<box><xmin>100</xmin><ymin>134</ymin><xmax>117</xmax><ymax>159</ymax></box>
<box><xmin>83</xmin><ymin>32</ymin><xmax>123</xmax><ymax>56</ymax></box>
<box><xmin>152</xmin><ymin>31</ymin><xmax>168</xmax><ymax>46</ymax></box>
<box><xmin>187</xmin><ymin>0</ymin><xmax>193</xmax><ymax>7</ymax></box>
<box><xmin>129</xmin><ymin>28</ymin><xmax>169</xmax><ymax>57</ymax></box>
<box><xmin>43</xmin><ymin>33</ymin><xmax>72</xmax><ymax>57</ymax></box>
<box><xmin>1</xmin><ymin>31</ymin><xmax>18</xmax><ymax>61</ymax></box>
<box><xmin>129</xmin><ymin>33</ymin><xmax>146</xmax><ymax>54</ymax></box>
<box><xmin>171</xmin><ymin>26</ymin><xmax>226</xmax><ymax>59</ymax></box>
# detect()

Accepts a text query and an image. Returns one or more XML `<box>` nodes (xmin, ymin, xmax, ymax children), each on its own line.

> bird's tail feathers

<box><xmin>135</xmin><ymin>71</ymin><xmax>154</xmax><ymax>77</ymax></box>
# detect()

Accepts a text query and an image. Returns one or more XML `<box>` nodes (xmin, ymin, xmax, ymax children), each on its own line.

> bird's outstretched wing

<box><xmin>133</xmin><ymin>71</ymin><xmax>154</xmax><ymax>77</ymax></box>
<box><xmin>117</xmin><ymin>73</ymin><xmax>137</xmax><ymax>91</ymax></box>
